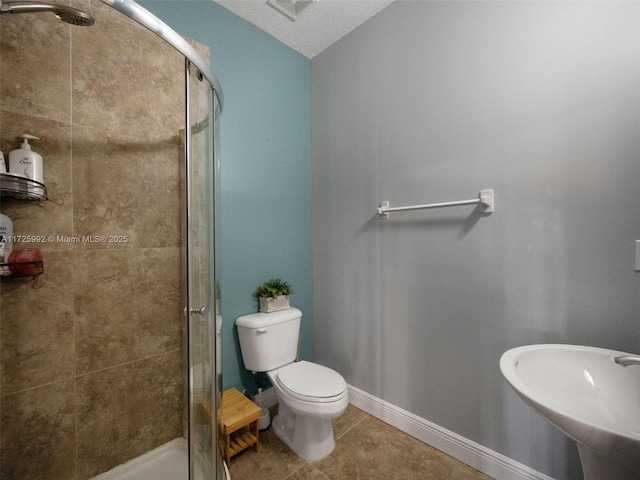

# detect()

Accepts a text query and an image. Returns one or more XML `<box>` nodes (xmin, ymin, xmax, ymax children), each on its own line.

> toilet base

<box><xmin>272</xmin><ymin>402</ymin><xmax>336</xmax><ymax>461</ymax></box>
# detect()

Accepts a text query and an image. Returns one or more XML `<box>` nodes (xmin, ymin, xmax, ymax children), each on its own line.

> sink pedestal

<box><xmin>578</xmin><ymin>445</ymin><xmax>640</xmax><ymax>480</ymax></box>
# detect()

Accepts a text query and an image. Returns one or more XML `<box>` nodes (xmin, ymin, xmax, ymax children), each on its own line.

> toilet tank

<box><xmin>236</xmin><ymin>307</ymin><xmax>302</xmax><ymax>373</ymax></box>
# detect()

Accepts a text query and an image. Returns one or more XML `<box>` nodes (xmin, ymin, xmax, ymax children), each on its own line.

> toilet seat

<box><xmin>274</xmin><ymin>361</ymin><xmax>346</xmax><ymax>403</ymax></box>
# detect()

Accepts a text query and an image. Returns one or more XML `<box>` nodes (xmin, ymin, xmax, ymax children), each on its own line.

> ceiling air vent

<box><xmin>267</xmin><ymin>0</ymin><xmax>316</xmax><ymax>21</ymax></box>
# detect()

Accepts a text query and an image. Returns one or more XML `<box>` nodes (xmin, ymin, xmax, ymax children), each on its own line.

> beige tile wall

<box><xmin>0</xmin><ymin>1</ymin><xmax>192</xmax><ymax>478</ymax></box>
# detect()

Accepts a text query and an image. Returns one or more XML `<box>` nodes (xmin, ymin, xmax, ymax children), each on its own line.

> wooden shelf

<box><xmin>219</xmin><ymin>388</ymin><xmax>261</xmax><ymax>464</ymax></box>
<box><xmin>229</xmin><ymin>426</ymin><xmax>258</xmax><ymax>458</ymax></box>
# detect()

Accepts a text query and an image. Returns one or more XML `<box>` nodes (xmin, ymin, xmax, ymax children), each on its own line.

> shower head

<box><xmin>53</xmin><ymin>4</ymin><xmax>94</xmax><ymax>26</ymax></box>
<box><xmin>0</xmin><ymin>1</ymin><xmax>95</xmax><ymax>26</ymax></box>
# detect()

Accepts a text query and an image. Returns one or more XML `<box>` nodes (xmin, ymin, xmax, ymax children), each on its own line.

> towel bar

<box><xmin>378</xmin><ymin>189</ymin><xmax>494</xmax><ymax>218</ymax></box>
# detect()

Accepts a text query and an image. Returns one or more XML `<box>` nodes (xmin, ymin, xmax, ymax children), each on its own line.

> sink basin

<box><xmin>500</xmin><ymin>344</ymin><xmax>640</xmax><ymax>480</ymax></box>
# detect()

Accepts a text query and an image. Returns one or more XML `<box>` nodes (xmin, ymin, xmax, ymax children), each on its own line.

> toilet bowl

<box><xmin>236</xmin><ymin>308</ymin><xmax>349</xmax><ymax>461</ymax></box>
<box><xmin>268</xmin><ymin>361</ymin><xmax>348</xmax><ymax>461</ymax></box>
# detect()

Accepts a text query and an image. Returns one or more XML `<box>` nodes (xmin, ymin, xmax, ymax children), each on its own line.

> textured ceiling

<box><xmin>212</xmin><ymin>0</ymin><xmax>396</xmax><ymax>58</ymax></box>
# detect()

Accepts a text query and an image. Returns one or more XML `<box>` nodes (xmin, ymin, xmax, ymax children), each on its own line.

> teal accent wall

<box><xmin>140</xmin><ymin>0</ymin><xmax>312</xmax><ymax>392</ymax></box>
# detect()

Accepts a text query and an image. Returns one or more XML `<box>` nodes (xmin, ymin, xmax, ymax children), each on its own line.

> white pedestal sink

<box><xmin>500</xmin><ymin>344</ymin><xmax>640</xmax><ymax>480</ymax></box>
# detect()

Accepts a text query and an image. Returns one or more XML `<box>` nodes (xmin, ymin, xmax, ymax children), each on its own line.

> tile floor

<box><xmin>228</xmin><ymin>404</ymin><xmax>493</xmax><ymax>480</ymax></box>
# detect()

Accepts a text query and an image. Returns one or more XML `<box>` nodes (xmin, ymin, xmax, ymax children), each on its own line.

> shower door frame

<box><xmin>185</xmin><ymin>58</ymin><xmax>222</xmax><ymax>480</ymax></box>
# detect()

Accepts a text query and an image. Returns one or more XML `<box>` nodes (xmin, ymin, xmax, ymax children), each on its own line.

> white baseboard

<box><xmin>346</xmin><ymin>384</ymin><xmax>554</xmax><ymax>480</ymax></box>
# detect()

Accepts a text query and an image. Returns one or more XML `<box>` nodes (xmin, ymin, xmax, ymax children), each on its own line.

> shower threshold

<box><xmin>90</xmin><ymin>437</ymin><xmax>229</xmax><ymax>480</ymax></box>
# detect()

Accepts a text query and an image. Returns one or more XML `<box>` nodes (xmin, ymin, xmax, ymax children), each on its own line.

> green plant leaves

<box><xmin>253</xmin><ymin>277</ymin><xmax>295</xmax><ymax>299</ymax></box>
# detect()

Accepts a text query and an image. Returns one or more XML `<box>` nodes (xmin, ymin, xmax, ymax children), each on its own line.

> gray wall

<box><xmin>311</xmin><ymin>2</ymin><xmax>640</xmax><ymax>478</ymax></box>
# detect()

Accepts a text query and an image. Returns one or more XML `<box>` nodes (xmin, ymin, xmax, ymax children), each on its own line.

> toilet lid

<box><xmin>277</xmin><ymin>361</ymin><xmax>346</xmax><ymax>400</ymax></box>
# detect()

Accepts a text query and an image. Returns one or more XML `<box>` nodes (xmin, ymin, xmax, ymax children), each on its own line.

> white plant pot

<box><xmin>259</xmin><ymin>295</ymin><xmax>290</xmax><ymax>313</ymax></box>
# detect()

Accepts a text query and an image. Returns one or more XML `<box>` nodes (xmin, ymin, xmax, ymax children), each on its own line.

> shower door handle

<box><xmin>189</xmin><ymin>306</ymin><xmax>208</xmax><ymax>316</ymax></box>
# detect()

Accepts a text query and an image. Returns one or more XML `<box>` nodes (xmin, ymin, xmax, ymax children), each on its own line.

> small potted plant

<box><xmin>253</xmin><ymin>277</ymin><xmax>295</xmax><ymax>313</ymax></box>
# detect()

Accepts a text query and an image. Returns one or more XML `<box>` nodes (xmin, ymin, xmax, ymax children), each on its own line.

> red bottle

<box><xmin>8</xmin><ymin>248</ymin><xmax>43</xmax><ymax>276</ymax></box>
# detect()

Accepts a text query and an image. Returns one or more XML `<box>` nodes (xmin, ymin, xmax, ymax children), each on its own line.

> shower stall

<box><xmin>0</xmin><ymin>1</ymin><xmax>225</xmax><ymax>479</ymax></box>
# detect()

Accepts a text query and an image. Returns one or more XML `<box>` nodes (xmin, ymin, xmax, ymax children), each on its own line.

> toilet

<box><xmin>236</xmin><ymin>307</ymin><xmax>348</xmax><ymax>461</ymax></box>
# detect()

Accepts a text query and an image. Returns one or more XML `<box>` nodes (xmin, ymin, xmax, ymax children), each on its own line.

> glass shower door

<box><xmin>186</xmin><ymin>59</ymin><xmax>223</xmax><ymax>480</ymax></box>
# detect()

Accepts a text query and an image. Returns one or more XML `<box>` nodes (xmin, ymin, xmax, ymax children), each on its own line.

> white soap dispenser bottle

<box><xmin>8</xmin><ymin>134</ymin><xmax>42</xmax><ymax>183</ymax></box>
